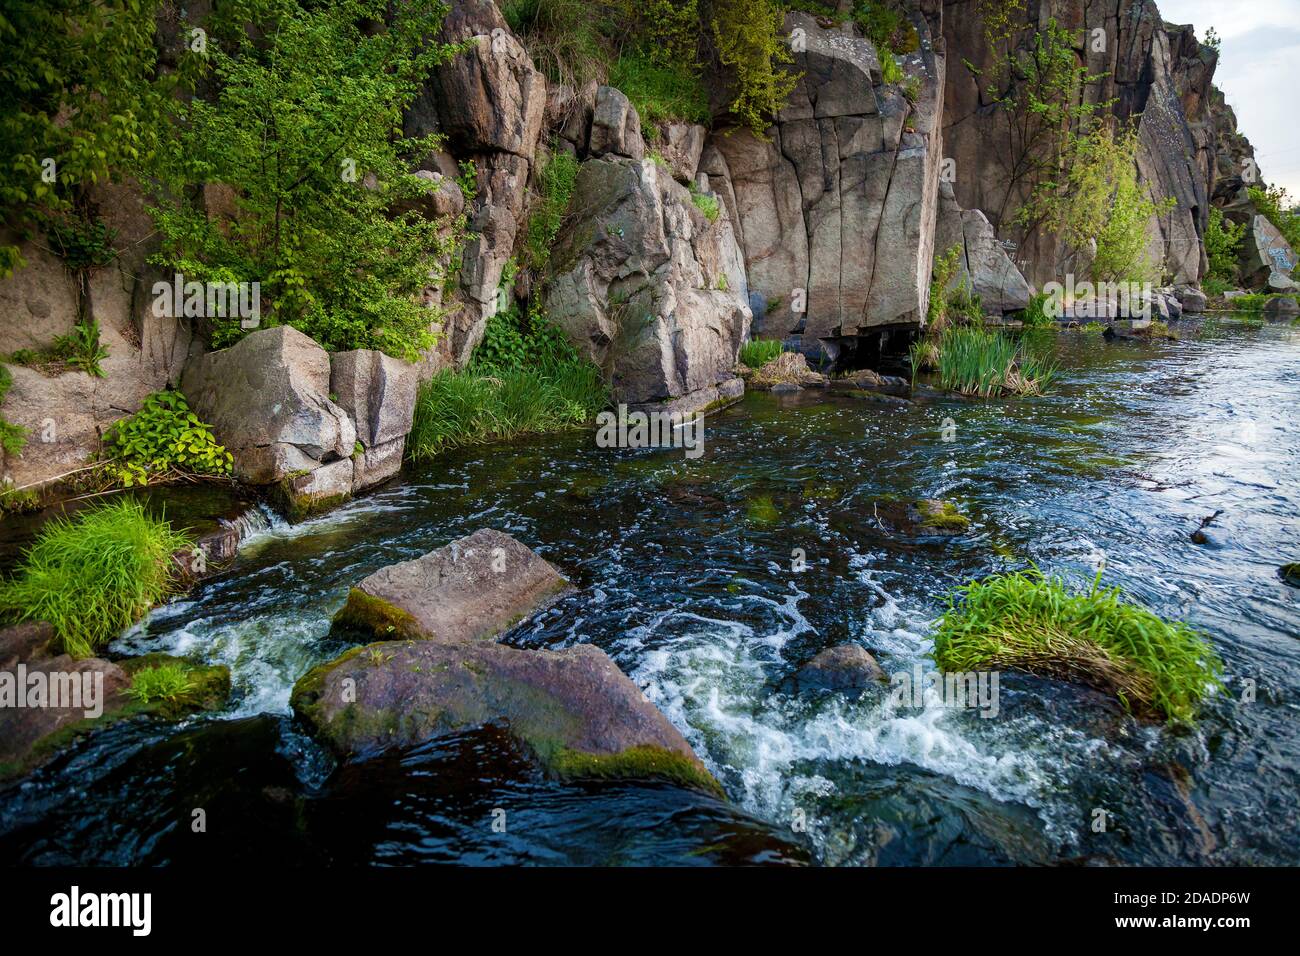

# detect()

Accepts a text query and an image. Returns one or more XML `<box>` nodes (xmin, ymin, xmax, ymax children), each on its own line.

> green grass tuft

<box><xmin>739</xmin><ymin>339</ymin><xmax>784</xmax><ymax>368</ymax></box>
<box><xmin>610</xmin><ymin>50</ymin><xmax>711</xmax><ymax>127</ymax></box>
<box><xmin>0</xmin><ymin>499</ymin><xmax>192</xmax><ymax>658</ymax></box>
<box><xmin>932</xmin><ymin>568</ymin><xmax>1224</xmax><ymax>725</ymax></box>
<box><xmin>525</xmin><ymin>147</ymin><xmax>580</xmax><ymax>272</ymax></box>
<box><xmin>919</xmin><ymin>326</ymin><xmax>1058</xmax><ymax>397</ymax></box>
<box><xmin>126</xmin><ymin>661</ymin><xmax>196</xmax><ymax>706</ymax></box>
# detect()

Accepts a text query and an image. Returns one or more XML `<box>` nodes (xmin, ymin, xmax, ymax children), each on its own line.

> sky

<box><xmin>1157</xmin><ymin>0</ymin><xmax>1300</xmax><ymax>199</ymax></box>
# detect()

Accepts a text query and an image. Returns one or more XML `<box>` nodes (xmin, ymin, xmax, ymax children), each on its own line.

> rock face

<box><xmin>941</xmin><ymin>1</ymin><xmax>1217</xmax><ymax>287</ymax></box>
<box><xmin>329</xmin><ymin>349</ymin><xmax>418</xmax><ymax>492</ymax></box>
<box><xmin>333</xmin><ymin>528</ymin><xmax>570</xmax><ymax>642</ymax></box>
<box><xmin>294</xmin><ymin>529</ymin><xmax>721</xmax><ymax>795</ymax></box>
<box><xmin>934</xmin><ymin>181</ymin><xmax>1032</xmax><ymax>314</ymax></box>
<box><xmin>181</xmin><ymin>325</ymin><xmax>356</xmax><ymax>484</ymax></box>
<box><xmin>796</xmin><ymin>645</ymin><xmax>886</xmax><ymax>692</ymax></box>
<box><xmin>0</xmin><ymin>180</ymin><xmax>193</xmax><ymax>492</ymax></box>
<box><xmin>589</xmin><ymin>86</ymin><xmax>645</xmax><ymax>162</ymax></box>
<box><xmin>703</xmin><ymin>10</ymin><xmax>945</xmax><ymax>364</ymax></box>
<box><xmin>544</xmin><ymin>157</ymin><xmax>751</xmax><ymax>404</ymax></box>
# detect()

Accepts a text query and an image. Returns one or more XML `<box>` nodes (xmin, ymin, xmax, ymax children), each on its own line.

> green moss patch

<box><xmin>332</xmin><ymin>588</ymin><xmax>425</xmax><ymax>640</ymax></box>
<box><xmin>548</xmin><ymin>745</ymin><xmax>725</xmax><ymax>798</ymax></box>
<box><xmin>915</xmin><ymin>499</ymin><xmax>972</xmax><ymax>532</ymax></box>
<box><xmin>120</xmin><ymin>653</ymin><xmax>231</xmax><ymax>718</ymax></box>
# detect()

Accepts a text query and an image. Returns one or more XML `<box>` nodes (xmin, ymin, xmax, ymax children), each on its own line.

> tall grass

<box><xmin>0</xmin><ymin>499</ymin><xmax>191</xmax><ymax>658</ymax></box>
<box><xmin>609</xmin><ymin>50</ymin><xmax>711</xmax><ymax>127</ymax></box>
<box><xmin>918</xmin><ymin>326</ymin><xmax>1058</xmax><ymax>397</ymax></box>
<box><xmin>740</xmin><ymin>339</ymin><xmax>784</xmax><ymax>368</ymax></box>
<box><xmin>932</xmin><ymin>568</ymin><xmax>1224</xmax><ymax>725</ymax></box>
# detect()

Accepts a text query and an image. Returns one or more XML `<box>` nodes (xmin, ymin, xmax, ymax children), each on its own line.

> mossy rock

<box><xmin>119</xmin><ymin>652</ymin><xmax>232</xmax><ymax>717</ymax></box>
<box><xmin>291</xmin><ymin>639</ymin><xmax>723</xmax><ymax>797</ymax></box>
<box><xmin>1280</xmin><ymin>563</ymin><xmax>1300</xmax><ymax>588</ymax></box>
<box><xmin>913</xmin><ymin>499</ymin><xmax>972</xmax><ymax>533</ymax></box>
<box><xmin>332</xmin><ymin>588</ymin><xmax>425</xmax><ymax>641</ymax></box>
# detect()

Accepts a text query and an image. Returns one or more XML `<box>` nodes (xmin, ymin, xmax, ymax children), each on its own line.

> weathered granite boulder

<box><xmin>706</xmin><ymin>11</ymin><xmax>944</xmax><ymax>360</ymax></box>
<box><xmin>545</xmin><ymin>157</ymin><xmax>751</xmax><ymax>404</ymax></box>
<box><xmin>589</xmin><ymin>86</ymin><xmax>644</xmax><ymax>162</ymax></box>
<box><xmin>796</xmin><ymin>645</ymin><xmax>886</xmax><ymax>692</ymax></box>
<box><xmin>0</xmin><ymin>621</ymin><xmax>56</xmax><ymax>671</ymax></box>
<box><xmin>329</xmin><ymin>349</ymin><xmax>418</xmax><ymax>449</ymax></box>
<box><xmin>658</xmin><ymin>122</ymin><xmax>707</xmax><ymax>183</ymax></box>
<box><xmin>1174</xmin><ymin>285</ymin><xmax>1208</xmax><ymax>313</ymax></box>
<box><xmin>1263</xmin><ymin>296</ymin><xmax>1299</xmax><ymax>320</ymax></box>
<box><xmin>181</xmin><ymin>326</ymin><xmax>355</xmax><ymax>484</ymax></box>
<box><xmin>933</xmin><ymin>181</ymin><xmax>1032</xmax><ymax>314</ymax></box>
<box><xmin>276</xmin><ymin>458</ymin><xmax>355</xmax><ymax>522</ymax></box>
<box><xmin>333</xmin><ymin>529</ymin><xmax>570</xmax><ymax>642</ymax></box>
<box><xmin>1241</xmin><ymin>214</ymin><xmax>1296</xmax><ymax>289</ymax></box>
<box><xmin>290</xmin><ymin>639</ymin><xmax>721</xmax><ymax>795</ymax></box>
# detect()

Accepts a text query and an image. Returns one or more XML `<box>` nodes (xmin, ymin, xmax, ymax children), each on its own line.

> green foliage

<box><xmin>101</xmin><ymin>390</ymin><xmax>234</xmax><ymax>488</ymax></box>
<box><xmin>609</xmin><ymin>51</ymin><xmax>711</xmax><ymax>127</ymax></box>
<box><xmin>1204</xmin><ymin>207</ymin><xmax>1245</xmax><ymax>289</ymax></box>
<box><xmin>49</xmin><ymin>319</ymin><xmax>109</xmax><ymax>378</ymax></box>
<box><xmin>926</xmin><ymin>244</ymin><xmax>982</xmax><ymax>328</ymax></box>
<box><xmin>1247</xmin><ymin>185</ymin><xmax>1300</xmax><ymax>260</ymax></box>
<box><xmin>880</xmin><ymin>54</ymin><xmax>903</xmax><ymax>85</ymax></box>
<box><xmin>525</xmin><ymin>148</ymin><xmax>580</xmax><ymax>272</ymax></box>
<box><xmin>852</xmin><ymin>1</ymin><xmax>919</xmax><ymax>55</ymax></box>
<box><xmin>1031</xmin><ymin>126</ymin><xmax>1173</xmax><ymax>284</ymax></box>
<box><xmin>47</xmin><ymin>212</ymin><xmax>118</xmax><ymax>270</ymax></box>
<box><xmin>740</xmin><ymin>339</ymin><xmax>785</xmax><ymax>368</ymax></box>
<box><xmin>408</xmin><ymin>304</ymin><xmax>608</xmax><ymax>460</ymax></box>
<box><xmin>1203</xmin><ymin>27</ymin><xmax>1221</xmax><ymax>54</ymax></box>
<box><xmin>0</xmin><ymin>0</ymin><xmax>173</xmax><ymax>277</ymax></box>
<box><xmin>689</xmin><ymin>184</ymin><xmax>722</xmax><ymax>222</ymax></box>
<box><xmin>711</xmin><ymin>0</ymin><xmax>801</xmax><ymax>137</ymax></box>
<box><xmin>1019</xmin><ymin>291</ymin><xmax>1055</xmax><ymax>328</ymax></box>
<box><xmin>0</xmin><ymin>499</ymin><xmax>191</xmax><ymax>658</ymax></box>
<box><xmin>0</xmin><ymin>364</ymin><xmax>29</xmax><ymax>455</ymax></box>
<box><xmin>126</xmin><ymin>661</ymin><xmax>196</xmax><ymax>706</ymax></box>
<box><xmin>502</xmin><ymin>0</ymin><xmax>613</xmax><ymax>88</ymax></box>
<box><xmin>923</xmin><ymin>325</ymin><xmax>1057</xmax><ymax>397</ymax></box>
<box><xmin>932</xmin><ymin>568</ymin><xmax>1224</xmax><ymax>725</ymax></box>
<box><xmin>147</xmin><ymin>0</ymin><xmax>463</xmax><ymax>361</ymax></box>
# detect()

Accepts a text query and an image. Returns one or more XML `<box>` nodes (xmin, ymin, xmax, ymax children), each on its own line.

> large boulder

<box><xmin>329</xmin><ymin>349</ymin><xmax>417</xmax><ymax>492</ymax></box>
<box><xmin>290</xmin><ymin>639</ymin><xmax>721</xmax><ymax>795</ymax></box>
<box><xmin>1241</xmin><ymin>214</ymin><xmax>1297</xmax><ymax>289</ymax></box>
<box><xmin>795</xmin><ymin>644</ymin><xmax>887</xmax><ymax>692</ymax></box>
<box><xmin>180</xmin><ymin>326</ymin><xmax>355</xmax><ymax>485</ymax></box>
<box><xmin>706</xmin><ymin>11</ymin><xmax>944</xmax><ymax>359</ymax></box>
<box><xmin>589</xmin><ymin>86</ymin><xmax>644</xmax><ymax>162</ymax></box>
<box><xmin>333</xmin><ymin>529</ymin><xmax>570</xmax><ymax>643</ymax></box>
<box><xmin>933</xmin><ymin>181</ymin><xmax>1032</xmax><ymax>314</ymax></box>
<box><xmin>544</xmin><ymin>157</ymin><xmax>751</xmax><ymax>404</ymax></box>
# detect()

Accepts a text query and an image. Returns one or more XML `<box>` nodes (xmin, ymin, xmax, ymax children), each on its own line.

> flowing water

<box><xmin>2</xmin><ymin>319</ymin><xmax>1297</xmax><ymax>866</ymax></box>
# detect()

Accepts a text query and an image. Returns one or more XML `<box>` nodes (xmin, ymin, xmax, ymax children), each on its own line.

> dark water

<box><xmin>2</xmin><ymin>318</ymin><xmax>1298</xmax><ymax>866</ymax></box>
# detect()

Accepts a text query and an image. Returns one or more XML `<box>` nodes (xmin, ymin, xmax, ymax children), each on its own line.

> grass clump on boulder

<box><xmin>932</xmin><ymin>569</ymin><xmax>1223</xmax><ymax>725</ymax></box>
<box><xmin>0</xmin><ymin>499</ymin><xmax>191</xmax><ymax>658</ymax></box>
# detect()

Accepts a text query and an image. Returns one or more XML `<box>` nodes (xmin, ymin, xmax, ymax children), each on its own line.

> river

<box><xmin>1</xmin><ymin>318</ymin><xmax>1297</xmax><ymax>866</ymax></box>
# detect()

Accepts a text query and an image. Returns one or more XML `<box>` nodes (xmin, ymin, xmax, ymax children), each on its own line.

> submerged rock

<box><xmin>291</xmin><ymin>639</ymin><xmax>722</xmax><ymax>796</ymax></box>
<box><xmin>332</xmin><ymin>529</ymin><xmax>570</xmax><ymax>642</ymax></box>
<box><xmin>795</xmin><ymin>645</ymin><xmax>886</xmax><ymax>693</ymax></box>
<box><xmin>1280</xmin><ymin>563</ymin><xmax>1300</xmax><ymax>588</ymax></box>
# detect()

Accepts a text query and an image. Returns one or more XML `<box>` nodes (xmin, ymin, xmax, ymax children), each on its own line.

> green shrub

<box><xmin>1019</xmin><ymin>291</ymin><xmax>1055</xmax><ymax>328</ymax></box>
<box><xmin>610</xmin><ymin>51</ymin><xmax>711</xmax><ymax>127</ymax></box>
<box><xmin>852</xmin><ymin>0</ymin><xmax>919</xmax><ymax>55</ymax></box>
<box><xmin>50</xmin><ymin>319</ymin><xmax>110</xmax><ymax>378</ymax></box>
<box><xmin>0</xmin><ymin>499</ymin><xmax>191</xmax><ymax>658</ymax></box>
<box><xmin>740</xmin><ymin>339</ymin><xmax>784</xmax><ymax>368</ymax></box>
<box><xmin>126</xmin><ymin>661</ymin><xmax>196</xmax><ymax>706</ymax></box>
<box><xmin>689</xmin><ymin>184</ymin><xmax>721</xmax><ymax>221</ymax></box>
<box><xmin>502</xmin><ymin>0</ymin><xmax>612</xmax><ymax>88</ymax></box>
<box><xmin>926</xmin><ymin>244</ymin><xmax>963</xmax><ymax>328</ymax></box>
<box><xmin>930</xmin><ymin>326</ymin><xmax>1057</xmax><ymax>397</ymax></box>
<box><xmin>0</xmin><ymin>364</ymin><xmax>29</xmax><ymax>455</ymax></box>
<box><xmin>147</xmin><ymin>0</ymin><xmax>464</xmax><ymax>361</ymax></box>
<box><xmin>525</xmin><ymin>148</ymin><xmax>580</xmax><ymax>272</ymax></box>
<box><xmin>101</xmin><ymin>390</ymin><xmax>234</xmax><ymax>488</ymax></box>
<box><xmin>711</xmin><ymin>0</ymin><xmax>801</xmax><ymax>137</ymax></box>
<box><xmin>1204</xmin><ymin>207</ymin><xmax>1245</xmax><ymax>288</ymax></box>
<box><xmin>932</xmin><ymin>568</ymin><xmax>1224</xmax><ymax>725</ymax></box>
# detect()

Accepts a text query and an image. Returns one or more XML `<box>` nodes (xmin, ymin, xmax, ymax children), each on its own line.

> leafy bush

<box><xmin>932</xmin><ymin>568</ymin><xmax>1224</xmax><ymax>725</ymax></box>
<box><xmin>1247</xmin><ymin>186</ymin><xmax>1300</xmax><ymax>276</ymax></box>
<box><xmin>50</xmin><ymin>319</ymin><xmax>109</xmax><ymax>378</ymax></box>
<box><xmin>609</xmin><ymin>51</ymin><xmax>711</xmax><ymax>127</ymax></box>
<box><xmin>1204</xmin><ymin>207</ymin><xmax>1245</xmax><ymax>288</ymax></box>
<box><xmin>102</xmin><ymin>390</ymin><xmax>234</xmax><ymax>488</ymax></box>
<box><xmin>740</xmin><ymin>339</ymin><xmax>784</xmax><ymax>368</ymax></box>
<box><xmin>0</xmin><ymin>499</ymin><xmax>191</xmax><ymax>658</ymax></box>
<box><xmin>502</xmin><ymin>0</ymin><xmax>612</xmax><ymax>88</ymax></box>
<box><xmin>0</xmin><ymin>364</ymin><xmax>29</xmax><ymax>455</ymax></box>
<box><xmin>711</xmin><ymin>0</ymin><xmax>801</xmax><ymax>137</ymax></box>
<box><xmin>126</xmin><ymin>661</ymin><xmax>196</xmax><ymax>706</ymax></box>
<box><xmin>147</xmin><ymin>0</ymin><xmax>463</xmax><ymax>360</ymax></box>
<box><xmin>852</xmin><ymin>1</ymin><xmax>919</xmax><ymax>55</ymax></box>
<box><xmin>525</xmin><ymin>148</ymin><xmax>580</xmax><ymax>272</ymax></box>
<box><xmin>1019</xmin><ymin>291</ymin><xmax>1055</xmax><ymax>328</ymax></box>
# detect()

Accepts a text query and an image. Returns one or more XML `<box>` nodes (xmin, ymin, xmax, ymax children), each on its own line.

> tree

<box><xmin>147</xmin><ymin>0</ymin><xmax>465</xmax><ymax>360</ymax></box>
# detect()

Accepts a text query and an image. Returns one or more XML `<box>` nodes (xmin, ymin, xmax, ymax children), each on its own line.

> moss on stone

<box><xmin>1281</xmin><ymin>563</ymin><xmax>1300</xmax><ymax>587</ymax></box>
<box><xmin>119</xmin><ymin>653</ymin><xmax>231</xmax><ymax>716</ymax></box>
<box><xmin>547</xmin><ymin>744</ymin><xmax>725</xmax><ymax>798</ymax></box>
<box><xmin>332</xmin><ymin>588</ymin><xmax>425</xmax><ymax>640</ymax></box>
<box><xmin>916</xmin><ymin>499</ymin><xmax>971</xmax><ymax>532</ymax></box>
